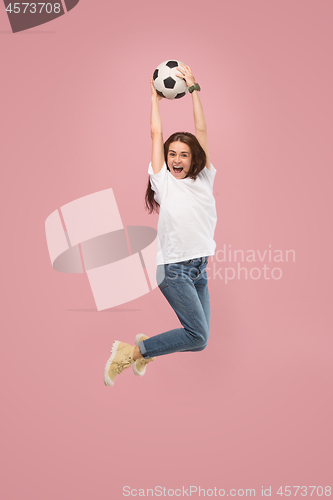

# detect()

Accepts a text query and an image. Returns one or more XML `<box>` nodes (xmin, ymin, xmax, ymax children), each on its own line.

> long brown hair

<box><xmin>145</xmin><ymin>132</ymin><xmax>206</xmax><ymax>214</ymax></box>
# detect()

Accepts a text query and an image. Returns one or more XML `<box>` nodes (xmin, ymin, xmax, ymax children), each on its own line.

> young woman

<box><xmin>104</xmin><ymin>64</ymin><xmax>217</xmax><ymax>386</ymax></box>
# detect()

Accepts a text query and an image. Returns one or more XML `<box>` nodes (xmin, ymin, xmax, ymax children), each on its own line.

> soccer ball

<box><xmin>153</xmin><ymin>60</ymin><xmax>189</xmax><ymax>99</ymax></box>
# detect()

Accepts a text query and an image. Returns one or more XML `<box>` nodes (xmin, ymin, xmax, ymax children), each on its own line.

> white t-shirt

<box><xmin>148</xmin><ymin>162</ymin><xmax>217</xmax><ymax>265</ymax></box>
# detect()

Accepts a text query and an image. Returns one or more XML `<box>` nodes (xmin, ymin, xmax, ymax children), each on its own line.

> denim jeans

<box><xmin>138</xmin><ymin>256</ymin><xmax>210</xmax><ymax>358</ymax></box>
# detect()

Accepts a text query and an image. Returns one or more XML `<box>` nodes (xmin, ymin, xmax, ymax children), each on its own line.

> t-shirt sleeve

<box><xmin>200</xmin><ymin>163</ymin><xmax>217</xmax><ymax>190</ymax></box>
<box><xmin>148</xmin><ymin>162</ymin><xmax>168</xmax><ymax>205</ymax></box>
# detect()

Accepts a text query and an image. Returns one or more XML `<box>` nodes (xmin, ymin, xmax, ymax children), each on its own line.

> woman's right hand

<box><xmin>151</xmin><ymin>78</ymin><xmax>163</xmax><ymax>100</ymax></box>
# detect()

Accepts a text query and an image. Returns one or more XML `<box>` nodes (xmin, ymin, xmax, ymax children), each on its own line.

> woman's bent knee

<box><xmin>187</xmin><ymin>327</ymin><xmax>209</xmax><ymax>349</ymax></box>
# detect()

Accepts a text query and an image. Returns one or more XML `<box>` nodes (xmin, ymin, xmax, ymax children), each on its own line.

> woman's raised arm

<box><xmin>176</xmin><ymin>65</ymin><xmax>211</xmax><ymax>170</ymax></box>
<box><xmin>150</xmin><ymin>79</ymin><xmax>165</xmax><ymax>174</ymax></box>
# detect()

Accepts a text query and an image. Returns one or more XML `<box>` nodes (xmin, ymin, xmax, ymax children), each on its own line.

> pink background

<box><xmin>1</xmin><ymin>0</ymin><xmax>332</xmax><ymax>498</ymax></box>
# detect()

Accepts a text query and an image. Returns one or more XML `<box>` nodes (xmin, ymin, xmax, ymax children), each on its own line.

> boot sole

<box><xmin>133</xmin><ymin>334</ymin><xmax>156</xmax><ymax>377</ymax></box>
<box><xmin>104</xmin><ymin>340</ymin><xmax>120</xmax><ymax>386</ymax></box>
<box><xmin>133</xmin><ymin>334</ymin><xmax>147</xmax><ymax>376</ymax></box>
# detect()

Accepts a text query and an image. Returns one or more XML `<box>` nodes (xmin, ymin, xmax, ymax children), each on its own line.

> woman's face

<box><xmin>167</xmin><ymin>141</ymin><xmax>192</xmax><ymax>179</ymax></box>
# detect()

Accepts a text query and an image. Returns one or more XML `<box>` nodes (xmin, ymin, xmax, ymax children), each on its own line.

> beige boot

<box><xmin>133</xmin><ymin>334</ymin><xmax>155</xmax><ymax>377</ymax></box>
<box><xmin>104</xmin><ymin>341</ymin><xmax>135</xmax><ymax>386</ymax></box>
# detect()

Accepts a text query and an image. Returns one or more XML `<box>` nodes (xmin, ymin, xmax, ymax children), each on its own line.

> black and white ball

<box><xmin>153</xmin><ymin>60</ymin><xmax>188</xmax><ymax>99</ymax></box>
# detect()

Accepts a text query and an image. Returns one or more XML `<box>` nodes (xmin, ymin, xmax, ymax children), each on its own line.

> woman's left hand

<box><xmin>176</xmin><ymin>64</ymin><xmax>196</xmax><ymax>88</ymax></box>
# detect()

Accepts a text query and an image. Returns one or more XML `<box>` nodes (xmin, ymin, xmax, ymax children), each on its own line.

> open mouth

<box><xmin>173</xmin><ymin>167</ymin><xmax>183</xmax><ymax>174</ymax></box>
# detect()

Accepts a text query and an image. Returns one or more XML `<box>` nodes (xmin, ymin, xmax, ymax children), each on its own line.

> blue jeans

<box><xmin>138</xmin><ymin>257</ymin><xmax>210</xmax><ymax>358</ymax></box>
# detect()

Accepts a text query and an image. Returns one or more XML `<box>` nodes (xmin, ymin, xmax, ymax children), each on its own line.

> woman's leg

<box><xmin>104</xmin><ymin>257</ymin><xmax>211</xmax><ymax>386</ymax></box>
<box><xmin>138</xmin><ymin>258</ymin><xmax>210</xmax><ymax>358</ymax></box>
<box><xmin>177</xmin><ymin>257</ymin><xmax>211</xmax><ymax>353</ymax></box>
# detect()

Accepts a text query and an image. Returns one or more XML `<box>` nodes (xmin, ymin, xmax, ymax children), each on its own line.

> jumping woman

<box><xmin>104</xmin><ymin>64</ymin><xmax>217</xmax><ymax>386</ymax></box>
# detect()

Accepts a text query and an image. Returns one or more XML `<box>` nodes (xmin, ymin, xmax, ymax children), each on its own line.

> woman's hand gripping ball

<box><xmin>176</xmin><ymin>64</ymin><xmax>196</xmax><ymax>88</ymax></box>
<box><xmin>151</xmin><ymin>77</ymin><xmax>163</xmax><ymax>101</ymax></box>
